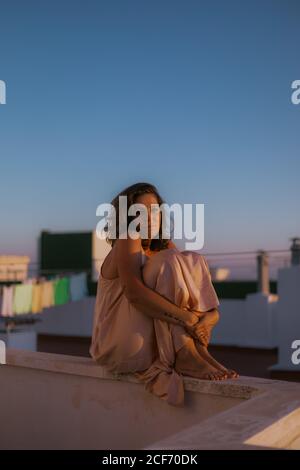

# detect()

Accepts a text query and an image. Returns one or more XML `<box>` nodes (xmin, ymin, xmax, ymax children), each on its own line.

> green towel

<box><xmin>54</xmin><ymin>277</ymin><xmax>70</xmax><ymax>305</ymax></box>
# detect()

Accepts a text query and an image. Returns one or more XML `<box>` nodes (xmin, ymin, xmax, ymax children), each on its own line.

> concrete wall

<box><xmin>35</xmin><ymin>297</ymin><xmax>95</xmax><ymax>337</ymax></box>
<box><xmin>0</xmin><ymin>349</ymin><xmax>245</xmax><ymax>450</ymax></box>
<box><xmin>211</xmin><ymin>293</ymin><xmax>278</xmax><ymax>348</ymax></box>
<box><xmin>35</xmin><ymin>293</ymin><xmax>279</xmax><ymax>349</ymax></box>
<box><xmin>271</xmin><ymin>265</ymin><xmax>300</xmax><ymax>371</ymax></box>
<box><xmin>1</xmin><ymin>350</ymin><xmax>300</xmax><ymax>450</ymax></box>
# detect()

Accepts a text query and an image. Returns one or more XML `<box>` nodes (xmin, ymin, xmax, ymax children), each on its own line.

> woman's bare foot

<box><xmin>175</xmin><ymin>342</ymin><xmax>228</xmax><ymax>381</ymax></box>
<box><xmin>194</xmin><ymin>341</ymin><xmax>239</xmax><ymax>379</ymax></box>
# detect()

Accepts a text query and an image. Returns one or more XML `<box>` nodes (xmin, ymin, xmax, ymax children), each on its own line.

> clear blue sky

<box><xmin>0</xmin><ymin>0</ymin><xmax>299</xmax><ymax>261</ymax></box>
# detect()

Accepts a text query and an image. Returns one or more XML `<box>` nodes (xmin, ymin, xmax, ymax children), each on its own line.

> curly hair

<box><xmin>103</xmin><ymin>182</ymin><xmax>172</xmax><ymax>252</ymax></box>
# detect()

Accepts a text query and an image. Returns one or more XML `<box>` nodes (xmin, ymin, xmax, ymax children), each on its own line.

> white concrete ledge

<box><xmin>6</xmin><ymin>349</ymin><xmax>261</xmax><ymax>400</ymax></box>
<box><xmin>146</xmin><ymin>376</ymin><xmax>300</xmax><ymax>450</ymax></box>
<box><xmin>1</xmin><ymin>349</ymin><xmax>300</xmax><ymax>450</ymax></box>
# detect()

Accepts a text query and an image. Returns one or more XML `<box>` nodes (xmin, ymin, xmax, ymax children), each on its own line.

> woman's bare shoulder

<box><xmin>115</xmin><ymin>236</ymin><xmax>142</xmax><ymax>254</ymax></box>
<box><xmin>115</xmin><ymin>237</ymin><xmax>145</xmax><ymax>283</ymax></box>
<box><xmin>167</xmin><ymin>239</ymin><xmax>179</xmax><ymax>250</ymax></box>
<box><xmin>100</xmin><ymin>245</ymin><xmax>118</xmax><ymax>280</ymax></box>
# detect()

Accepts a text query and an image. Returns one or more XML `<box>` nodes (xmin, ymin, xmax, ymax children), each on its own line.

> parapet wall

<box><xmin>0</xmin><ymin>349</ymin><xmax>299</xmax><ymax>450</ymax></box>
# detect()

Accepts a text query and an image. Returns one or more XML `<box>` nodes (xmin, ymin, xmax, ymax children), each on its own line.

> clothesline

<box><xmin>0</xmin><ymin>267</ymin><xmax>92</xmax><ymax>283</ymax></box>
<box><xmin>0</xmin><ymin>314</ymin><xmax>42</xmax><ymax>330</ymax></box>
<box><xmin>0</xmin><ymin>272</ymin><xmax>88</xmax><ymax>318</ymax></box>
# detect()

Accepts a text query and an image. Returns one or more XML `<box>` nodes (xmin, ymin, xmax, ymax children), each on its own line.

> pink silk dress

<box><xmin>89</xmin><ymin>247</ymin><xmax>220</xmax><ymax>407</ymax></box>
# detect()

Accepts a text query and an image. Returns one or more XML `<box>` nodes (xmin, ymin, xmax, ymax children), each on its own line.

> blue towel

<box><xmin>69</xmin><ymin>273</ymin><xmax>88</xmax><ymax>302</ymax></box>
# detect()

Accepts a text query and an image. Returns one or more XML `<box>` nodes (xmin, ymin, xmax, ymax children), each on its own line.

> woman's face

<box><xmin>135</xmin><ymin>193</ymin><xmax>161</xmax><ymax>241</ymax></box>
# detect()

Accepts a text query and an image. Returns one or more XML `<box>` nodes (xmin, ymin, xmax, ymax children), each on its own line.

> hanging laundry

<box><xmin>1</xmin><ymin>285</ymin><xmax>14</xmax><ymax>317</ymax></box>
<box><xmin>41</xmin><ymin>281</ymin><xmax>54</xmax><ymax>308</ymax></box>
<box><xmin>54</xmin><ymin>277</ymin><xmax>70</xmax><ymax>305</ymax></box>
<box><xmin>1</xmin><ymin>271</ymin><xmax>87</xmax><ymax>316</ymax></box>
<box><xmin>13</xmin><ymin>284</ymin><xmax>33</xmax><ymax>315</ymax></box>
<box><xmin>69</xmin><ymin>272</ymin><xmax>88</xmax><ymax>302</ymax></box>
<box><xmin>31</xmin><ymin>283</ymin><xmax>43</xmax><ymax>313</ymax></box>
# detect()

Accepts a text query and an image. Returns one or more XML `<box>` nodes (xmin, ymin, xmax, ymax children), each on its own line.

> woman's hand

<box><xmin>193</xmin><ymin>324</ymin><xmax>210</xmax><ymax>346</ymax></box>
<box><xmin>182</xmin><ymin>310</ymin><xmax>201</xmax><ymax>340</ymax></box>
<box><xmin>184</xmin><ymin>310</ymin><xmax>199</xmax><ymax>328</ymax></box>
<box><xmin>185</xmin><ymin>318</ymin><xmax>209</xmax><ymax>345</ymax></box>
<box><xmin>189</xmin><ymin>309</ymin><xmax>220</xmax><ymax>346</ymax></box>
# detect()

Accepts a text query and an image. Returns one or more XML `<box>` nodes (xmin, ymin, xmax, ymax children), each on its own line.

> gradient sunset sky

<box><xmin>0</xmin><ymin>0</ymin><xmax>299</xmax><ymax>262</ymax></box>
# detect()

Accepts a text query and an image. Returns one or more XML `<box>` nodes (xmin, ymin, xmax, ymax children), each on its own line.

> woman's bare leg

<box><xmin>194</xmin><ymin>341</ymin><xmax>239</xmax><ymax>378</ymax></box>
<box><xmin>175</xmin><ymin>339</ymin><xmax>228</xmax><ymax>380</ymax></box>
<box><xmin>193</xmin><ymin>311</ymin><xmax>239</xmax><ymax>378</ymax></box>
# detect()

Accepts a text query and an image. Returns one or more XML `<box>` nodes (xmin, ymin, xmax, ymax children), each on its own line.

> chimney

<box><xmin>257</xmin><ymin>250</ymin><xmax>269</xmax><ymax>295</ymax></box>
<box><xmin>290</xmin><ymin>237</ymin><xmax>300</xmax><ymax>266</ymax></box>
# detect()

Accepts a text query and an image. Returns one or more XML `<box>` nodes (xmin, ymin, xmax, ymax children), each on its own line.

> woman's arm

<box><xmin>116</xmin><ymin>237</ymin><xmax>199</xmax><ymax>328</ymax></box>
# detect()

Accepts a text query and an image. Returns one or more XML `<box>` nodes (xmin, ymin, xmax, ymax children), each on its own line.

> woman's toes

<box><xmin>204</xmin><ymin>369</ymin><xmax>227</xmax><ymax>381</ymax></box>
<box><xmin>226</xmin><ymin>369</ymin><xmax>235</xmax><ymax>378</ymax></box>
<box><xmin>211</xmin><ymin>372</ymin><xmax>220</xmax><ymax>380</ymax></box>
<box><xmin>227</xmin><ymin>369</ymin><xmax>239</xmax><ymax>378</ymax></box>
<box><xmin>218</xmin><ymin>370</ymin><xmax>228</xmax><ymax>380</ymax></box>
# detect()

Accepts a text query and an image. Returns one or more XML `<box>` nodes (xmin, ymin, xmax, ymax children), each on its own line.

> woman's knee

<box><xmin>209</xmin><ymin>308</ymin><xmax>220</xmax><ymax>325</ymax></box>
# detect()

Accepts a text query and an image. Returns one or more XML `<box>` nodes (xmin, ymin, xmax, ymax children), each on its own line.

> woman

<box><xmin>90</xmin><ymin>182</ymin><xmax>238</xmax><ymax>406</ymax></box>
